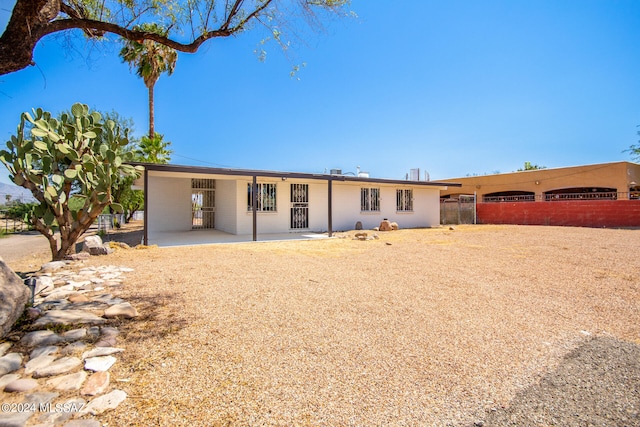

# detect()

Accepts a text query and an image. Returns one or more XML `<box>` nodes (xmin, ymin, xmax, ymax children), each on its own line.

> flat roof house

<box><xmin>134</xmin><ymin>163</ymin><xmax>461</xmax><ymax>246</ymax></box>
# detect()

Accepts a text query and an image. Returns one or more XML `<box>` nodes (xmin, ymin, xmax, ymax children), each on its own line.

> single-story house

<box><xmin>133</xmin><ymin>163</ymin><xmax>461</xmax><ymax>246</ymax></box>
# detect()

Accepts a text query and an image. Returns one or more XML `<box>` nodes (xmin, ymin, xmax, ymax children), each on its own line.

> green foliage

<box><xmin>5</xmin><ymin>202</ymin><xmax>37</xmax><ymax>221</ymax></box>
<box><xmin>517</xmin><ymin>162</ymin><xmax>547</xmax><ymax>171</ymax></box>
<box><xmin>0</xmin><ymin>103</ymin><xmax>143</xmax><ymax>260</ymax></box>
<box><xmin>136</xmin><ymin>133</ymin><xmax>173</xmax><ymax>164</ymax></box>
<box><xmin>625</xmin><ymin>142</ymin><xmax>640</xmax><ymax>162</ymax></box>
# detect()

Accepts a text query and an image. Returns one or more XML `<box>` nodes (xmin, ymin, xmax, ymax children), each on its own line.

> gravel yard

<box><xmin>8</xmin><ymin>225</ymin><xmax>640</xmax><ymax>426</ymax></box>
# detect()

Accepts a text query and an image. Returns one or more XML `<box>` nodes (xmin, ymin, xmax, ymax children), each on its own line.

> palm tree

<box><xmin>120</xmin><ymin>23</ymin><xmax>177</xmax><ymax>139</ymax></box>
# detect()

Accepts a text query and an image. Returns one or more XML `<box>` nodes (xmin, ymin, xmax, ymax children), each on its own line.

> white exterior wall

<box><xmin>148</xmin><ymin>176</ymin><xmax>192</xmax><ymax>233</ymax></box>
<box><xmin>214</xmin><ymin>179</ymin><xmax>237</xmax><ymax>234</ymax></box>
<box><xmin>331</xmin><ymin>182</ymin><xmax>440</xmax><ymax>231</ymax></box>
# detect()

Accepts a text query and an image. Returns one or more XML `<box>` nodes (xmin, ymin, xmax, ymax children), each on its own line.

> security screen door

<box><xmin>290</xmin><ymin>184</ymin><xmax>309</xmax><ymax>229</ymax></box>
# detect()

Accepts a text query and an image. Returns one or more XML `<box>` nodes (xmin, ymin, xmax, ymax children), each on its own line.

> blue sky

<box><xmin>1</xmin><ymin>0</ymin><xmax>640</xmax><ymax>186</ymax></box>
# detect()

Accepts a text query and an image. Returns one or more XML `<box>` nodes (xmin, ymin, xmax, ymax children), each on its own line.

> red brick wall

<box><xmin>476</xmin><ymin>200</ymin><xmax>640</xmax><ymax>227</ymax></box>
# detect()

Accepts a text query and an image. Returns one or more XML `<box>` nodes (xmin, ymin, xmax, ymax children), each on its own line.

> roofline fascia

<box><xmin>128</xmin><ymin>162</ymin><xmax>462</xmax><ymax>188</ymax></box>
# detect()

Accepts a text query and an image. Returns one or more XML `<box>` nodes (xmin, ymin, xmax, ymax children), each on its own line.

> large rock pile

<box><xmin>0</xmin><ymin>262</ymin><xmax>138</xmax><ymax>426</ymax></box>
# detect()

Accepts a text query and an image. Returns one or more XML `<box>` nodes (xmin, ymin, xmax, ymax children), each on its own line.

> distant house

<box><xmin>133</xmin><ymin>163</ymin><xmax>460</xmax><ymax>246</ymax></box>
<box><xmin>440</xmin><ymin>161</ymin><xmax>640</xmax><ymax>227</ymax></box>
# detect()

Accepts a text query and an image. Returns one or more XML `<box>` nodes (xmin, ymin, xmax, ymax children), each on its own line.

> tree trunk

<box><xmin>148</xmin><ymin>84</ymin><xmax>155</xmax><ymax>139</ymax></box>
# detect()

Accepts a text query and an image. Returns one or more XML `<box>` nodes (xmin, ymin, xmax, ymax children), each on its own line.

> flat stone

<box><xmin>103</xmin><ymin>302</ymin><xmax>138</xmax><ymax>319</ymax></box>
<box><xmin>86</xmin><ymin>327</ymin><xmax>100</xmax><ymax>341</ymax></box>
<box><xmin>4</xmin><ymin>378</ymin><xmax>39</xmax><ymax>393</ymax></box>
<box><xmin>79</xmin><ymin>389</ymin><xmax>127</xmax><ymax>415</ymax></box>
<box><xmin>21</xmin><ymin>331</ymin><xmax>63</xmax><ymax>348</ymax></box>
<box><xmin>62</xmin><ymin>419</ymin><xmax>100</xmax><ymax>427</ymax></box>
<box><xmin>91</xmin><ymin>294</ymin><xmax>115</xmax><ymax>304</ymax></box>
<box><xmin>25</xmin><ymin>355</ymin><xmax>56</xmax><ymax>375</ymax></box>
<box><xmin>40</xmin><ymin>261</ymin><xmax>68</xmax><ymax>272</ymax></box>
<box><xmin>62</xmin><ymin>328</ymin><xmax>87</xmax><ymax>342</ymax></box>
<box><xmin>0</xmin><ymin>353</ymin><xmax>23</xmax><ymax>376</ymax></box>
<box><xmin>33</xmin><ymin>310</ymin><xmax>106</xmax><ymax>326</ymax></box>
<box><xmin>67</xmin><ymin>294</ymin><xmax>90</xmax><ymax>303</ymax></box>
<box><xmin>0</xmin><ymin>411</ymin><xmax>33</xmax><ymax>427</ymax></box>
<box><xmin>34</xmin><ymin>276</ymin><xmax>55</xmax><ymax>296</ymax></box>
<box><xmin>45</xmin><ymin>371</ymin><xmax>87</xmax><ymax>391</ymax></box>
<box><xmin>32</xmin><ymin>357</ymin><xmax>82</xmax><ymax>378</ymax></box>
<box><xmin>42</xmin><ymin>290</ymin><xmax>77</xmax><ymax>302</ymax></box>
<box><xmin>84</xmin><ymin>355</ymin><xmax>116</xmax><ymax>372</ymax></box>
<box><xmin>65</xmin><ymin>252</ymin><xmax>91</xmax><ymax>261</ymax></box>
<box><xmin>80</xmin><ymin>371</ymin><xmax>110</xmax><ymax>396</ymax></box>
<box><xmin>0</xmin><ymin>342</ymin><xmax>12</xmax><ymax>356</ymax></box>
<box><xmin>37</xmin><ymin>398</ymin><xmax>86</xmax><ymax>425</ymax></box>
<box><xmin>0</xmin><ymin>374</ymin><xmax>21</xmax><ymax>390</ymax></box>
<box><xmin>61</xmin><ymin>341</ymin><xmax>87</xmax><ymax>356</ymax></box>
<box><xmin>23</xmin><ymin>391</ymin><xmax>59</xmax><ymax>406</ymax></box>
<box><xmin>82</xmin><ymin>347</ymin><xmax>124</xmax><ymax>359</ymax></box>
<box><xmin>29</xmin><ymin>346</ymin><xmax>58</xmax><ymax>360</ymax></box>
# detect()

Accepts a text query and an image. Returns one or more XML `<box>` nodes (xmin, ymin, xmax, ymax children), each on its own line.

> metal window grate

<box><xmin>290</xmin><ymin>184</ymin><xmax>309</xmax><ymax>229</ymax></box>
<box><xmin>361</xmin><ymin>187</ymin><xmax>380</xmax><ymax>211</ymax></box>
<box><xmin>396</xmin><ymin>189</ymin><xmax>413</xmax><ymax>211</ymax></box>
<box><xmin>192</xmin><ymin>179</ymin><xmax>215</xmax><ymax>229</ymax></box>
<box><xmin>248</xmin><ymin>183</ymin><xmax>277</xmax><ymax>212</ymax></box>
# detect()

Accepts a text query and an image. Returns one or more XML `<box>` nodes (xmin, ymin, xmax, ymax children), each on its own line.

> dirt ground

<box><xmin>4</xmin><ymin>225</ymin><xmax>640</xmax><ymax>426</ymax></box>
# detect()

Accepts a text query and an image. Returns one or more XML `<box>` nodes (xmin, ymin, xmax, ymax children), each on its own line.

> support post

<box><xmin>327</xmin><ymin>177</ymin><xmax>333</xmax><ymax>237</ymax></box>
<box><xmin>143</xmin><ymin>168</ymin><xmax>148</xmax><ymax>245</ymax></box>
<box><xmin>252</xmin><ymin>175</ymin><xmax>258</xmax><ymax>241</ymax></box>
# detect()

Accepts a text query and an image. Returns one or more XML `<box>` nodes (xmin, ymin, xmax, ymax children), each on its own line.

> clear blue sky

<box><xmin>1</xmin><ymin>0</ymin><xmax>640</xmax><ymax>186</ymax></box>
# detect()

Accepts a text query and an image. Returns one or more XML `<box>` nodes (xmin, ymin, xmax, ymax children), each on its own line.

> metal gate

<box><xmin>440</xmin><ymin>195</ymin><xmax>476</xmax><ymax>225</ymax></box>
<box><xmin>192</xmin><ymin>179</ymin><xmax>215</xmax><ymax>229</ymax></box>
<box><xmin>290</xmin><ymin>184</ymin><xmax>309</xmax><ymax>229</ymax></box>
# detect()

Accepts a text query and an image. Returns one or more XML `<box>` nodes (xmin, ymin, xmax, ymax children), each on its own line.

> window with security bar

<box><xmin>396</xmin><ymin>189</ymin><xmax>413</xmax><ymax>212</ymax></box>
<box><xmin>247</xmin><ymin>183</ymin><xmax>277</xmax><ymax>212</ymax></box>
<box><xmin>192</xmin><ymin>179</ymin><xmax>215</xmax><ymax>229</ymax></box>
<box><xmin>361</xmin><ymin>187</ymin><xmax>380</xmax><ymax>212</ymax></box>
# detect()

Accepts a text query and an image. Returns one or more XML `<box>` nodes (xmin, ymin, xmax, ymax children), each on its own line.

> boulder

<box><xmin>390</xmin><ymin>222</ymin><xmax>399</xmax><ymax>230</ymax></box>
<box><xmin>379</xmin><ymin>220</ymin><xmax>393</xmax><ymax>231</ymax></box>
<box><xmin>82</xmin><ymin>235</ymin><xmax>114</xmax><ymax>256</ymax></box>
<box><xmin>355</xmin><ymin>221</ymin><xmax>363</xmax><ymax>230</ymax></box>
<box><xmin>0</xmin><ymin>256</ymin><xmax>30</xmax><ymax>338</ymax></box>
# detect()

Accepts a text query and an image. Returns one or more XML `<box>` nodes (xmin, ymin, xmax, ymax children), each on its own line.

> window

<box><xmin>361</xmin><ymin>187</ymin><xmax>380</xmax><ymax>211</ymax></box>
<box><xmin>247</xmin><ymin>183</ymin><xmax>277</xmax><ymax>212</ymax></box>
<box><xmin>396</xmin><ymin>189</ymin><xmax>413</xmax><ymax>212</ymax></box>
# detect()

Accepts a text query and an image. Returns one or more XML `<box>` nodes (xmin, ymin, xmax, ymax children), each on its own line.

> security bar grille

<box><xmin>192</xmin><ymin>179</ymin><xmax>215</xmax><ymax>229</ymax></box>
<box><xmin>290</xmin><ymin>184</ymin><xmax>309</xmax><ymax>229</ymax></box>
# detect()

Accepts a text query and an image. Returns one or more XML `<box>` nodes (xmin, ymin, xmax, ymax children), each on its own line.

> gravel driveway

<box><xmin>9</xmin><ymin>225</ymin><xmax>640</xmax><ymax>426</ymax></box>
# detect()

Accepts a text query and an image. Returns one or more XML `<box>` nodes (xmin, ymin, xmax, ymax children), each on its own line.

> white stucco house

<box><xmin>133</xmin><ymin>163</ymin><xmax>460</xmax><ymax>245</ymax></box>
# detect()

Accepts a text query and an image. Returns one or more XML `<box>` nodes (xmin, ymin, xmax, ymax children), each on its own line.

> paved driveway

<box><xmin>0</xmin><ymin>231</ymin><xmax>51</xmax><ymax>264</ymax></box>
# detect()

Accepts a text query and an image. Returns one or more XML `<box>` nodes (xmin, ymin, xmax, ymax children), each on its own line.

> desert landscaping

<box><xmin>1</xmin><ymin>224</ymin><xmax>639</xmax><ymax>426</ymax></box>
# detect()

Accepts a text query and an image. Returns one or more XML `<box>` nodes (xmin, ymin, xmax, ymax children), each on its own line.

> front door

<box><xmin>290</xmin><ymin>184</ymin><xmax>309</xmax><ymax>229</ymax></box>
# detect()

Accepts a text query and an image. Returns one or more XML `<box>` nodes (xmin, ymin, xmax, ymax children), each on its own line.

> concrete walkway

<box><xmin>148</xmin><ymin>229</ymin><xmax>331</xmax><ymax>247</ymax></box>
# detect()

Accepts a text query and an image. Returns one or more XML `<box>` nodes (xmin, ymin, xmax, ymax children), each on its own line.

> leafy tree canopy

<box><xmin>0</xmin><ymin>0</ymin><xmax>351</xmax><ymax>76</ymax></box>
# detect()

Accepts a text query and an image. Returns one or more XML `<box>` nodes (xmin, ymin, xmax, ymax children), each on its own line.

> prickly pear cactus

<box><xmin>0</xmin><ymin>103</ymin><xmax>143</xmax><ymax>260</ymax></box>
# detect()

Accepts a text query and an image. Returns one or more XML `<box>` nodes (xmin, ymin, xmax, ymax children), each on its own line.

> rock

<box><xmin>0</xmin><ymin>342</ymin><xmax>12</xmax><ymax>356</ymax></box>
<box><xmin>0</xmin><ymin>353</ymin><xmax>23</xmax><ymax>375</ymax></box>
<box><xmin>25</xmin><ymin>355</ymin><xmax>56</xmax><ymax>375</ymax></box>
<box><xmin>62</xmin><ymin>328</ymin><xmax>87</xmax><ymax>342</ymax></box>
<box><xmin>29</xmin><ymin>346</ymin><xmax>58</xmax><ymax>360</ymax></box>
<box><xmin>40</xmin><ymin>261</ymin><xmax>68</xmax><ymax>272</ymax></box>
<box><xmin>82</xmin><ymin>347</ymin><xmax>124</xmax><ymax>360</ymax></box>
<box><xmin>373</xmin><ymin>227</ymin><xmax>380</xmax><ymax>231</ymax></box>
<box><xmin>355</xmin><ymin>221</ymin><xmax>363</xmax><ymax>230</ymax></box>
<box><xmin>24</xmin><ymin>307</ymin><xmax>41</xmax><ymax>320</ymax></box>
<box><xmin>0</xmin><ymin>411</ymin><xmax>33</xmax><ymax>427</ymax></box>
<box><xmin>33</xmin><ymin>310</ymin><xmax>107</xmax><ymax>326</ymax></box>
<box><xmin>34</xmin><ymin>276</ymin><xmax>55</xmax><ymax>296</ymax></box>
<box><xmin>81</xmin><ymin>371</ymin><xmax>110</xmax><ymax>396</ymax></box>
<box><xmin>84</xmin><ymin>355</ymin><xmax>116</xmax><ymax>372</ymax></box>
<box><xmin>32</xmin><ymin>357</ymin><xmax>82</xmax><ymax>378</ymax></box>
<box><xmin>80</xmin><ymin>389</ymin><xmax>127</xmax><ymax>415</ymax></box>
<box><xmin>379</xmin><ymin>220</ymin><xmax>392</xmax><ymax>231</ymax></box>
<box><xmin>62</xmin><ymin>418</ymin><xmax>100</xmax><ymax>427</ymax></box>
<box><xmin>23</xmin><ymin>391</ymin><xmax>59</xmax><ymax>407</ymax></box>
<box><xmin>0</xmin><ymin>374</ymin><xmax>21</xmax><ymax>390</ymax></box>
<box><xmin>390</xmin><ymin>221</ymin><xmax>399</xmax><ymax>230</ymax></box>
<box><xmin>4</xmin><ymin>378</ymin><xmax>39</xmax><ymax>393</ymax></box>
<box><xmin>82</xmin><ymin>235</ymin><xmax>114</xmax><ymax>256</ymax></box>
<box><xmin>61</xmin><ymin>341</ymin><xmax>87</xmax><ymax>356</ymax></box>
<box><xmin>67</xmin><ymin>294</ymin><xmax>90</xmax><ymax>303</ymax></box>
<box><xmin>22</xmin><ymin>329</ymin><xmax>66</xmax><ymax>346</ymax></box>
<box><xmin>45</xmin><ymin>371</ymin><xmax>87</xmax><ymax>391</ymax></box>
<box><xmin>103</xmin><ymin>302</ymin><xmax>138</xmax><ymax>319</ymax></box>
<box><xmin>449</xmin><ymin>226</ymin><xmax>456</xmax><ymax>231</ymax></box>
<box><xmin>0</xmin><ymin>257</ymin><xmax>31</xmax><ymax>339</ymax></box>
<box><xmin>353</xmin><ymin>232</ymin><xmax>368</xmax><ymax>241</ymax></box>
<box><xmin>65</xmin><ymin>252</ymin><xmax>91</xmax><ymax>261</ymax></box>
